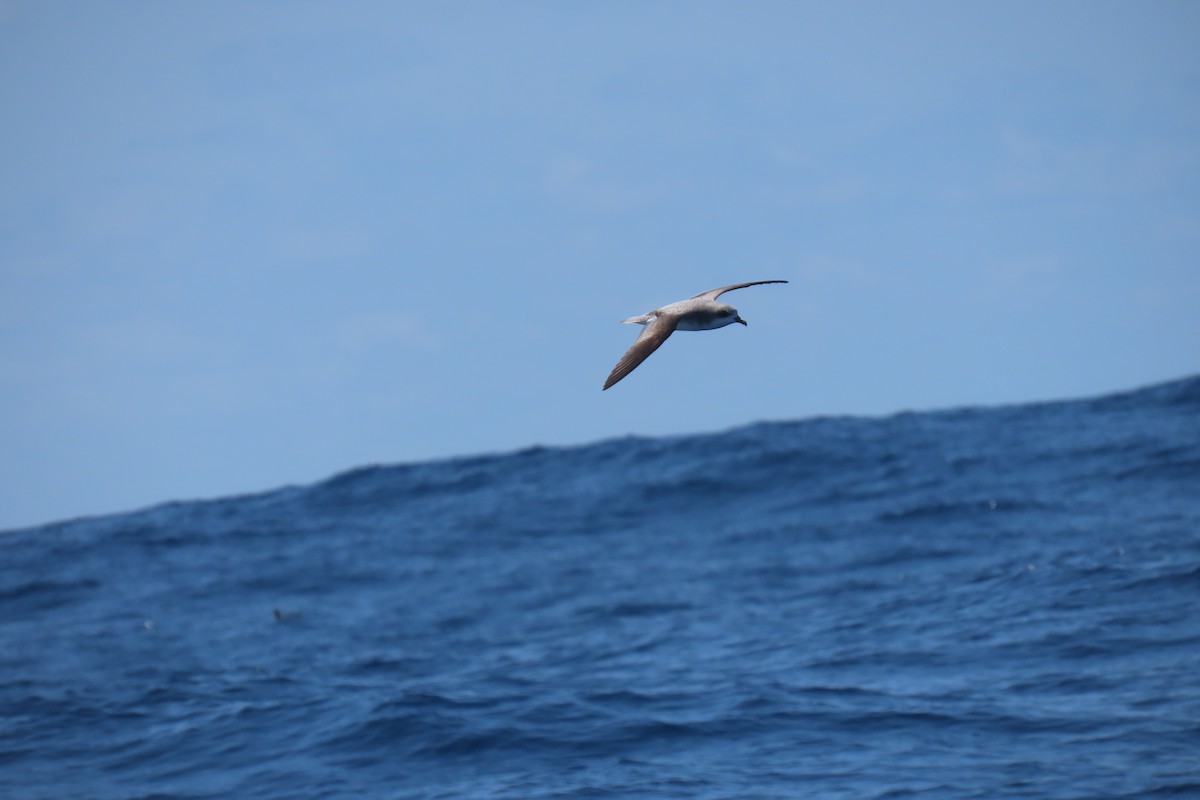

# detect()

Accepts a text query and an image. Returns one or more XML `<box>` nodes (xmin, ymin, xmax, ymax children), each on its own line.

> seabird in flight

<box><xmin>603</xmin><ymin>280</ymin><xmax>788</xmax><ymax>390</ymax></box>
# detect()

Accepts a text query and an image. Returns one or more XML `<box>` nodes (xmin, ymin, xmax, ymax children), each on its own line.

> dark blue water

<box><xmin>3</xmin><ymin>378</ymin><xmax>1199</xmax><ymax>799</ymax></box>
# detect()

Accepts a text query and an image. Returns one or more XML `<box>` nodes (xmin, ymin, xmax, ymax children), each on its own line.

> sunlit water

<box><xmin>3</xmin><ymin>377</ymin><xmax>1198</xmax><ymax>799</ymax></box>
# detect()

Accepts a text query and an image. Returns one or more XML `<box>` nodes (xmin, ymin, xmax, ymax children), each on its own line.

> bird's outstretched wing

<box><xmin>603</xmin><ymin>315</ymin><xmax>678</xmax><ymax>390</ymax></box>
<box><xmin>692</xmin><ymin>279</ymin><xmax>788</xmax><ymax>301</ymax></box>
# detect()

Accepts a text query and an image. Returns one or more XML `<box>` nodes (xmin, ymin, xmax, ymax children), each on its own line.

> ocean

<box><xmin>2</xmin><ymin>377</ymin><xmax>1198</xmax><ymax>799</ymax></box>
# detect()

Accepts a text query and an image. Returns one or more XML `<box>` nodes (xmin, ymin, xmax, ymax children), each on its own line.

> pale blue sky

<box><xmin>2</xmin><ymin>1</ymin><xmax>1198</xmax><ymax>530</ymax></box>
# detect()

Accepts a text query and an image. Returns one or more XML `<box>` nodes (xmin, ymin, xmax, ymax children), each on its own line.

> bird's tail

<box><xmin>620</xmin><ymin>312</ymin><xmax>655</xmax><ymax>325</ymax></box>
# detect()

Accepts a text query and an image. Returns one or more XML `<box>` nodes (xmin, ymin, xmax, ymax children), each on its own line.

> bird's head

<box><xmin>718</xmin><ymin>304</ymin><xmax>747</xmax><ymax>326</ymax></box>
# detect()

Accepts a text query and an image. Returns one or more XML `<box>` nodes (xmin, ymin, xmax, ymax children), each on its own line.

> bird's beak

<box><xmin>736</xmin><ymin>316</ymin><xmax>747</xmax><ymax>326</ymax></box>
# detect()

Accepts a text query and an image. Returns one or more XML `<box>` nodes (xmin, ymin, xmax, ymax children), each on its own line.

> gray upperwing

<box><xmin>692</xmin><ymin>279</ymin><xmax>789</xmax><ymax>301</ymax></box>
<box><xmin>603</xmin><ymin>315</ymin><xmax>677</xmax><ymax>390</ymax></box>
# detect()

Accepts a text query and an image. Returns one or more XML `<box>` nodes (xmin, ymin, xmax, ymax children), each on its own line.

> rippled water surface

<box><xmin>2</xmin><ymin>378</ymin><xmax>1198</xmax><ymax>799</ymax></box>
